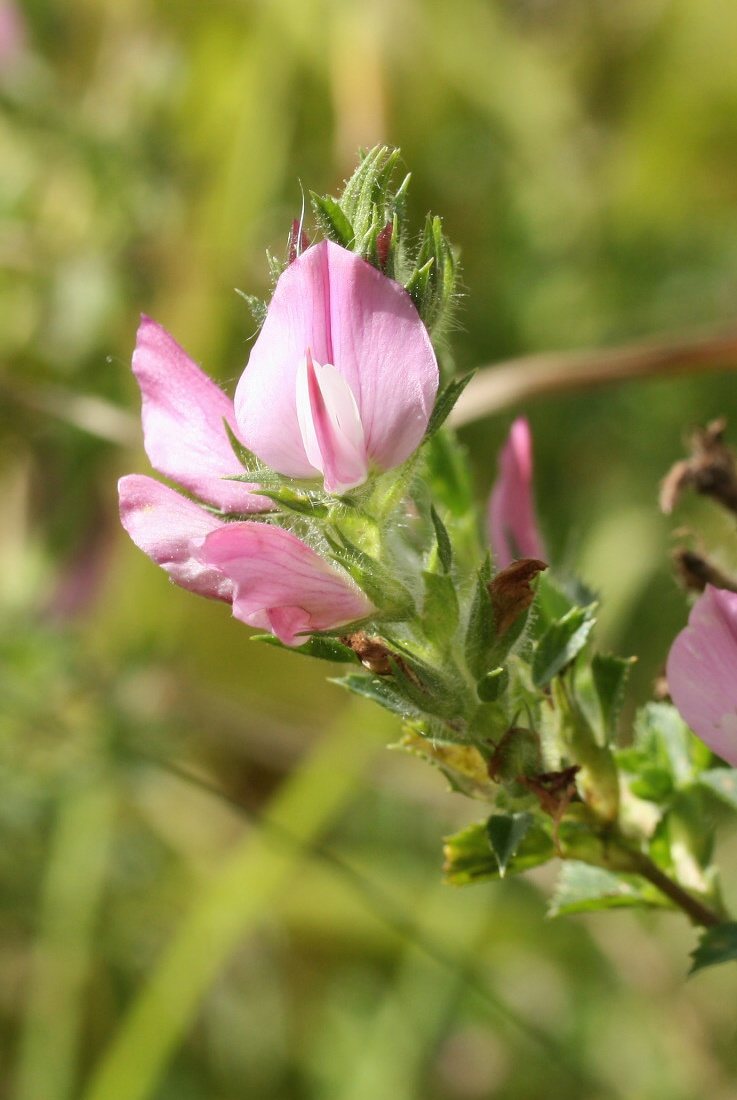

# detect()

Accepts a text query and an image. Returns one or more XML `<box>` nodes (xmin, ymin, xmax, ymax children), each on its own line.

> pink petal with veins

<box><xmin>667</xmin><ymin>584</ymin><xmax>737</xmax><ymax>767</ymax></box>
<box><xmin>119</xmin><ymin>474</ymin><xmax>232</xmax><ymax>601</ymax></box>
<box><xmin>488</xmin><ymin>417</ymin><xmax>546</xmax><ymax>568</ymax></box>
<box><xmin>198</xmin><ymin>522</ymin><xmax>374</xmax><ymax>645</ymax></box>
<box><xmin>132</xmin><ymin>316</ymin><xmax>268</xmax><ymax>512</ymax></box>
<box><xmin>234</xmin><ymin>241</ymin><xmax>438</xmax><ymax>488</ymax></box>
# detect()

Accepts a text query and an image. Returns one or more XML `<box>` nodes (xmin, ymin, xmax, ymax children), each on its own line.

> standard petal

<box><xmin>234</xmin><ymin>240</ymin><xmax>438</xmax><ymax>481</ymax></box>
<box><xmin>119</xmin><ymin>474</ymin><xmax>233</xmax><ymax>601</ymax></box>
<box><xmin>667</xmin><ymin>585</ymin><xmax>737</xmax><ymax>766</ymax></box>
<box><xmin>198</xmin><ymin>522</ymin><xmax>374</xmax><ymax>645</ymax></box>
<box><xmin>488</xmin><ymin>417</ymin><xmax>546</xmax><ymax>568</ymax></box>
<box><xmin>133</xmin><ymin>316</ymin><xmax>268</xmax><ymax>513</ymax></box>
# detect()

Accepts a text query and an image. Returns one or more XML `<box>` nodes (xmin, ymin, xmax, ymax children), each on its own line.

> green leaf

<box><xmin>384</xmin><ymin>649</ymin><xmax>468</xmax><ymax>722</ymax></box>
<box><xmin>531</xmin><ymin>571</ymin><xmax>576</xmax><ymax>632</ymax></box>
<box><xmin>486</xmin><ymin>812</ymin><xmax>535</xmax><ymax>878</ymax></box>
<box><xmin>591</xmin><ymin>653</ymin><xmax>636</xmax><ymax>745</ymax></box>
<box><xmin>696</xmin><ymin>768</ymin><xmax>737</xmax><ymax>811</ymax></box>
<box><xmin>532</xmin><ymin>604</ymin><xmax>597</xmax><ymax>688</ymax></box>
<box><xmin>632</xmin><ymin>702</ymin><xmax>711</xmax><ymax>788</ymax></box>
<box><xmin>690</xmin><ymin>922</ymin><xmax>737</xmax><ymax>974</ymax></box>
<box><xmin>397</xmin><ymin>725</ymin><xmax>496</xmax><ymax>800</ymax></box>
<box><xmin>332</xmin><ymin>672</ymin><xmax>423</xmax><ymax>719</ymax></box>
<box><xmin>443</xmin><ymin>818</ymin><xmax>554</xmax><ymax>886</ymax></box>
<box><xmin>549</xmin><ymin>862</ymin><xmax>674</xmax><ymax>917</ymax></box>
<box><xmin>429</xmin><ymin>504</ymin><xmax>452</xmax><ymax>573</ymax></box>
<box><xmin>424</xmin><ymin>374</ymin><xmax>475</xmax><ymax>441</ymax></box>
<box><xmin>627</xmin><ymin>764</ymin><xmax>674</xmax><ymax>802</ymax></box>
<box><xmin>310</xmin><ymin>192</ymin><xmax>355</xmax><ymax>248</ymax></box>
<box><xmin>252</xmin><ymin>634</ymin><xmax>357</xmax><ymax>663</ymax></box>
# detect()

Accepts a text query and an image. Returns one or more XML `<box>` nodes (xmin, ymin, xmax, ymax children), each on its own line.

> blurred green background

<box><xmin>3</xmin><ymin>1</ymin><xmax>737</xmax><ymax>1097</ymax></box>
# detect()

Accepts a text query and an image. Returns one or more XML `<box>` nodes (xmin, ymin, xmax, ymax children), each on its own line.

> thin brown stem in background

<box><xmin>451</xmin><ymin>326</ymin><xmax>737</xmax><ymax>426</ymax></box>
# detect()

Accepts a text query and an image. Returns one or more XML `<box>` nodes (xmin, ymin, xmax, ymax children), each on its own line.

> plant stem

<box><xmin>452</xmin><ymin>325</ymin><xmax>737</xmax><ymax>425</ymax></box>
<box><xmin>627</xmin><ymin>850</ymin><xmax>725</xmax><ymax>929</ymax></box>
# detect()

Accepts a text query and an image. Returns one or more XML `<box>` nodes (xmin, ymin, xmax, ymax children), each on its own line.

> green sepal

<box><xmin>324</xmin><ymin>531</ymin><xmax>415</xmax><ymax>619</ymax></box>
<box><xmin>235</xmin><ymin>288</ymin><xmax>268</xmax><ymax>327</ymax></box>
<box><xmin>690</xmin><ymin>922</ymin><xmax>737</xmax><ymax>975</ymax></box>
<box><xmin>405</xmin><ymin>214</ymin><xmax>458</xmax><ymax>337</ymax></box>
<box><xmin>464</xmin><ymin>556</ymin><xmax>495</xmax><ymax>680</ymax></box>
<box><xmin>591</xmin><ymin>653</ymin><xmax>636</xmax><ymax>745</ymax></box>
<box><xmin>532</xmin><ymin>604</ymin><xmax>597</xmax><ymax>688</ymax></box>
<box><xmin>476</xmin><ymin>667</ymin><xmax>509</xmax><ymax>703</ymax></box>
<box><xmin>339</xmin><ymin>146</ymin><xmax>402</xmax><ymax>248</ymax></box>
<box><xmin>443</xmin><ymin>818</ymin><xmax>554</xmax><ymax>886</ymax></box>
<box><xmin>256</xmin><ymin>487</ymin><xmax>330</xmax><ymax>518</ymax></box>
<box><xmin>223</xmin><ymin>419</ymin><xmax>267</xmax><ymax>474</ymax></box>
<box><xmin>549</xmin><ymin>862</ymin><xmax>675</xmax><ymax>918</ymax></box>
<box><xmin>424</xmin><ymin>373</ymin><xmax>475</xmax><ymax>442</ymax></box>
<box><xmin>309</xmin><ymin>192</ymin><xmax>355</xmax><ymax>249</ymax></box>
<box><xmin>423</xmin><ymin>429</ymin><xmax>476</xmax><ymax>519</ymax></box>
<box><xmin>429</xmin><ymin>504</ymin><xmax>453</xmax><ymax>573</ymax></box>
<box><xmin>486</xmin><ymin>812</ymin><xmax>536</xmax><ymax>878</ymax></box>
<box><xmin>251</xmin><ymin>634</ymin><xmax>357</xmax><ymax>663</ymax></box>
<box><xmin>421</xmin><ymin>571</ymin><xmax>459</xmax><ymax>648</ymax></box>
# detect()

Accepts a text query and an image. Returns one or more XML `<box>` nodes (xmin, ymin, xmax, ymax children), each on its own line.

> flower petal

<box><xmin>667</xmin><ymin>584</ymin><xmax>737</xmax><ymax>766</ymax></box>
<box><xmin>119</xmin><ymin>474</ymin><xmax>233</xmax><ymax>601</ymax></box>
<box><xmin>234</xmin><ymin>240</ymin><xmax>438</xmax><ymax>482</ymax></box>
<box><xmin>132</xmin><ymin>316</ymin><xmax>268</xmax><ymax>512</ymax></box>
<box><xmin>198</xmin><ymin>522</ymin><xmax>374</xmax><ymax>645</ymax></box>
<box><xmin>296</xmin><ymin>351</ymin><xmax>369</xmax><ymax>493</ymax></box>
<box><xmin>488</xmin><ymin>417</ymin><xmax>546</xmax><ymax>568</ymax></box>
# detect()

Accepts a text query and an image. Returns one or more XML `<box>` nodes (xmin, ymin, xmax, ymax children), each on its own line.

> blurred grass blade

<box><xmin>16</xmin><ymin>779</ymin><xmax>117</xmax><ymax>1100</ymax></box>
<box><xmin>81</xmin><ymin>700</ymin><xmax>388</xmax><ymax>1100</ymax></box>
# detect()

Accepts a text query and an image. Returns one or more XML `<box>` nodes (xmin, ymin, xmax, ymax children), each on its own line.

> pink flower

<box><xmin>130</xmin><ymin>315</ymin><xmax>270</xmax><ymax>514</ymax></box>
<box><xmin>118</xmin><ymin>475</ymin><xmax>374</xmax><ymax>646</ymax></box>
<box><xmin>488</xmin><ymin>417</ymin><xmax>546</xmax><ymax>568</ymax></box>
<box><xmin>666</xmin><ymin>585</ymin><xmax>737</xmax><ymax>767</ymax></box>
<box><xmin>199</xmin><ymin>523</ymin><xmax>374</xmax><ymax>645</ymax></box>
<box><xmin>235</xmin><ymin>240</ymin><xmax>439</xmax><ymax>493</ymax></box>
<box><xmin>120</xmin><ymin>301</ymin><xmax>379</xmax><ymax>644</ymax></box>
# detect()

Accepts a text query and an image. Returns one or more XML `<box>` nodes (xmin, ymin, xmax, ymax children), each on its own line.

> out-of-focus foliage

<box><xmin>3</xmin><ymin>1</ymin><xmax>737</xmax><ymax>1098</ymax></box>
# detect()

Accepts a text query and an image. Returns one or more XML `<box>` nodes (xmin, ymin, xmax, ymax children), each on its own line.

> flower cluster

<box><xmin>120</xmin><ymin>240</ymin><xmax>438</xmax><ymax>646</ymax></box>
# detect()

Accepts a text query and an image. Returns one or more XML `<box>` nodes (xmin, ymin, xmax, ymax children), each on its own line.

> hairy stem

<box><xmin>627</xmin><ymin>850</ymin><xmax>725</xmax><ymax>929</ymax></box>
